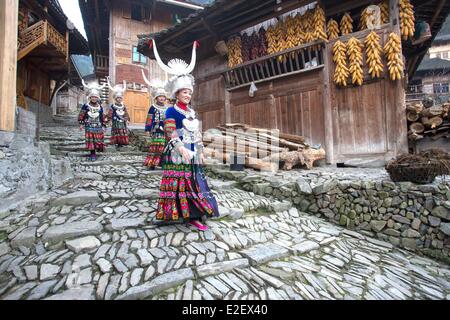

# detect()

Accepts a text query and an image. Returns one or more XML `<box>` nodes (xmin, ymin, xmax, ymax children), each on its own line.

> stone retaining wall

<box><xmin>204</xmin><ymin>164</ymin><xmax>450</xmax><ymax>263</ymax></box>
<box><xmin>0</xmin><ymin>132</ymin><xmax>73</xmax><ymax>214</ymax></box>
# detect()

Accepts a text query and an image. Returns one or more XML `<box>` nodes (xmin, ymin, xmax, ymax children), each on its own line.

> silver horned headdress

<box><xmin>150</xmin><ymin>39</ymin><xmax>198</xmax><ymax>99</ymax></box>
<box><xmin>141</xmin><ymin>69</ymin><xmax>168</xmax><ymax>100</ymax></box>
<box><xmin>106</xmin><ymin>76</ymin><xmax>127</xmax><ymax>99</ymax></box>
<box><xmin>81</xmin><ymin>79</ymin><xmax>107</xmax><ymax>99</ymax></box>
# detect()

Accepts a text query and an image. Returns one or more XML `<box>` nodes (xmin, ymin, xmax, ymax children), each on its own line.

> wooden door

<box><xmin>124</xmin><ymin>90</ymin><xmax>149</xmax><ymax>125</ymax></box>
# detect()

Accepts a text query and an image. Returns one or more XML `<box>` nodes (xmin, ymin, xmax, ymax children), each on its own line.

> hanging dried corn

<box><xmin>364</xmin><ymin>31</ymin><xmax>384</xmax><ymax>79</ymax></box>
<box><xmin>380</xmin><ymin>1</ymin><xmax>389</xmax><ymax>24</ymax></box>
<box><xmin>294</xmin><ymin>13</ymin><xmax>306</xmax><ymax>46</ymax></box>
<box><xmin>266</xmin><ymin>25</ymin><xmax>278</xmax><ymax>55</ymax></box>
<box><xmin>327</xmin><ymin>19</ymin><xmax>340</xmax><ymax>41</ymax></box>
<box><xmin>333</xmin><ymin>40</ymin><xmax>349</xmax><ymax>86</ymax></box>
<box><xmin>384</xmin><ymin>32</ymin><xmax>403</xmax><ymax>81</ymax></box>
<box><xmin>347</xmin><ymin>37</ymin><xmax>364</xmax><ymax>86</ymax></box>
<box><xmin>340</xmin><ymin>12</ymin><xmax>354</xmax><ymax>35</ymax></box>
<box><xmin>399</xmin><ymin>0</ymin><xmax>415</xmax><ymax>40</ymax></box>
<box><xmin>359</xmin><ymin>7</ymin><xmax>369</xmax><ymax>30</ymax></box>
<box><xmin>313</xmin><ymin>5</ymin><xmax>328</xmax><ymax>43</ymax></box>
<box><xmin>227</xmin><ymin>36</ymin><xmax>243</xmax><ymax>68</ymax></box>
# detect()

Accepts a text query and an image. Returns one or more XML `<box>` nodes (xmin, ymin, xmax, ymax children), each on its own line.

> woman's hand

<box><xmin>200</xmin><ymin>153</ymin><xmax>205</xmax><ymax>165</ymax></box>
<box><xmin>178</xmin><ymin>146</ymin><xmax>192</xmax><ymax>163</ymax></box>
<box><xmin>79</xmin><ymin>125</ymin><xmax>84</xmax><ymax>131</ymax></box>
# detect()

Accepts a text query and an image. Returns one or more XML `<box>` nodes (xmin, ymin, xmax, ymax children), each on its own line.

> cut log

<box><xmin>278</xmin><ymin>132</ymin><xmax>306</xmax><ymax>144</ymax></box>
<box><xmin>429</xmin><ymin>116</ymin><xmax>443</xmax><ymax>129</ymax></box>
<box><xmin>407</xmin><ymin>111</ymin><xmax>420</xmax><ymax>122</ymax></box>
<box><xmin>408</xmin><ymin>132</ymin><xmax>424</xmax><ymax>141</ymax></box>
<box><xmin>409</xmin><ymin>122</ymin><xmax>425</xmax><ymax>134</ymax></box>
<box><xmin>406</xmin><ymin>102</ymin><xmax>423</xmax><ymax>114</ymax></box>
<box><xmin>262</xmin><ymin>148</ymin><xmax>326</xmax><ymax>170</ymax></box>
<box><xmin>422</xmin><ymin>106</ymin><xmax>444</xmax><ymax>118</ymax></box>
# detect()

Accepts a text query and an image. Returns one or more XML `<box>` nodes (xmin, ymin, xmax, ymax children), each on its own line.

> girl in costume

<box><xmin>78</xmin><ymin>80</ymin><xmax>107</xmax><ymax>161</ymax></box>
<box><xmin>106</xmin><ymin>78</ymin><xmax>130</xmax><ymax>148</ymax></box>
<box><xmin>151</xmin><ymin>39</ymin><xmax>219</xmax><ymax>231</ymax></box>
<box><xmin>142</xmin><ymin>71</ymin><xmax>168</xmax><ymax>169</ymax></box>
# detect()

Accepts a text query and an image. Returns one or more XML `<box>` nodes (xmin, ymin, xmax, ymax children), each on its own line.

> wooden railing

<box><xmin>93</xmin><ymin>54</ymin><xmax>109</xmax><ymax>75</ymax></box>
<box><xmin>47</xmin><ymin>22</ymin><xmax>68</xmax><ymax>59</ymax></box>
<box><xmin>223</xmin><ymin>41</ymin><xmax>326</xmax><ymax>90</ymax></box>
<box><xmin>18</xmin><ymin>20</ymin><xmax>68</xmax><ymax>61</ymax></box>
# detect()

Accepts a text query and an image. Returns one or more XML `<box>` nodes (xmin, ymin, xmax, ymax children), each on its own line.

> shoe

<box><xmin>189</xmin><ymin>220</ymin><xmax>208</xmax><ymax>231</ymax></box>
<box><xmin>90</xmin><ymin>154</ymin><xmax>97</xmax><ymax>161</ymax></box>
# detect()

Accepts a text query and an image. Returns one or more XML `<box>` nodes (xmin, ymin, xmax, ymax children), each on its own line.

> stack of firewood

<box><xmin>407</xmin><ymin>101</ymin><xmax>450</xmax><ymax>141</ymax></box>
<box><xmin>203</xmin><ymin>123</ymin><xmax>326</xmax><ymax>171</ymax></box>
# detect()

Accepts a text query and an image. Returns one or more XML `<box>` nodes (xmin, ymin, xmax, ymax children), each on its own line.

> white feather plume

<box><xmin>167</xmin><ymin>59</ymin><xmax>190</xmax><ymax>76</ymax></box>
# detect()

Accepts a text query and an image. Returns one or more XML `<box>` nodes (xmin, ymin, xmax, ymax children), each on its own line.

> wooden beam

<box><xmin>201</xmin><ymin>18</ymin><xmax>217</xmax><ymax>39</ymax></box>
<box><xmin>325</xmin><ymin>0</ymin><xmax>374</xmax><ymax>17</ymax></box>
<box><xmin>322</xmin><ymin>43</ymin><xmax>334</xmax><ymax>164</ymax></box>
<box><xmin>389</xmin><ymin>0</ymin><xmax>408</xmax><ymax>156</ymax></box>
<box><xmin>214</xmin><ymin>0</ymin><xmax>274</xmax><ymax>25</ymax></box>
<box><xmin>219</xmin><ymin>0</ymin><xmax>313</xmax><ymax>38</ymax></box>
<box><xmin>157</xmin><ymin>0</ymin><xmax>262</xmax><ymax>46</ymax></box>
<box><xmin>429</xmin><ymin>0</ymin><xmax>446</xmax><ymax>29</ymax></box>
<box><xmin>0</xmin><ymin>0</ymin><xmax>18</xmax><ymax>131</ymax></box>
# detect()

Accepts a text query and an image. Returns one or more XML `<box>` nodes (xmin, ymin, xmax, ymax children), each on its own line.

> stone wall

<box><xmin>204</xmin><ymin>164</ymin><xmax>450</xmax><ymax>262</ymax></box>
<box><xmin>0</xmin><ymin>131</ymin><xmax>73</xmax><ymax>214</ymax></box>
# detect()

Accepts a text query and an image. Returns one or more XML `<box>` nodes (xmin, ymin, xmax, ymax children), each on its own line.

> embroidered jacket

<box><xmin>78</xmin><ymin>103</ymin><xmax>106</xmax><ymax>127</ymax></box>
<box><xmin>145</xmin><ymin>104</ymin><xmax>166</xmax><ymax>133</ymax></box>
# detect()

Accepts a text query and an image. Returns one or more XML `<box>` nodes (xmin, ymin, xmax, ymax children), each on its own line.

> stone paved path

<box><xmin>0</xmin><ymin>123</ymin><xmax>449</xmax><ymax>300</ymax></box>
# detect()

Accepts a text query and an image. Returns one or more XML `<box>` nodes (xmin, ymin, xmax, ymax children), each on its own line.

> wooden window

<box><xmin>131</xmin><ymin>3</ymin><xmax>143</xmax><ymax>21</ymax></box>
<box><xmin>433</xmin><ymin>83</ymin><xmax>449</xmax><ymax>94</ymax></box>
<box><xmin>132</xmin><ymin>46</ymin><xmax>147</xmax><ymax>64</ymax></box>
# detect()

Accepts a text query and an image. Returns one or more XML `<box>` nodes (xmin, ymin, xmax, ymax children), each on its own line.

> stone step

<box><xmin>66</xmin><ymin>151</ymin><xmax>145</xmax><ymax>158</ymax></box>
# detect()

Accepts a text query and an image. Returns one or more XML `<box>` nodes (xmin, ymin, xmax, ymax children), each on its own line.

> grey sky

<box><xmin>58</xmin><ymin>0</ymin><xmax>87</xmax><ymax>39</ymax></box>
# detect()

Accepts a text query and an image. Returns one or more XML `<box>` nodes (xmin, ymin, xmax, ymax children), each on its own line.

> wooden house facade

<box><xmin>16</xmin><ymin>0</ymin><xmax>89</xmax><ymax>111</ymax></box>
<box><xmin>79</xmin><ymin>0</ymin><xmax>206</xmax><ymax>124</ymax></box>
<box><xmin>137</xmin><ymin>0</ymin><xmax>450</xmax><ymax>165</ymax></box>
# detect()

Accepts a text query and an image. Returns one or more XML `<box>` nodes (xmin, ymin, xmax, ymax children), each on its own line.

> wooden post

<box><xmin>0</xmin><ymin>0</ymin><xmax>18</xmax><ymax>132</ymax></box>
<box><xmin>389</xmin><ymin>0</ymin><xmax>409</xmax><ymax>155</ymax></box>
<box><xmin>224</xmin><ymin>89</ymin><xmax>231</xmax><ymax>123</ymax></box>
<box><xmin>322</xmin><ymin>43</ymin><xmax>334</xmax><ymax>164</ymax></box>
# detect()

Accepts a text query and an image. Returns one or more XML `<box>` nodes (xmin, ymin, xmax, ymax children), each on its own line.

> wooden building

<box><xmin>16</xmin><ymin>0</ymin><xmax>89</xmax><ymax>115</ymax></box>
<box><xmin>79</xmin><ymin>0</ymin><xmax>209</xmax><ymax>124</ymax></box>
<box><xmin>137</xmin><ymin>0</ymin><xmax>450</xmax><ymax>165</ymax></box>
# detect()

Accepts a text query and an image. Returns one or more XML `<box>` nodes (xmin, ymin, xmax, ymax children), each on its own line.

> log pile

<box><xmin>203</xmin><ymin>123</ymin><xmax>326</xmax><ymax>171</ymax></box>
<box><xmin>406</xmin><ymin>100</ymin><xmax>450</xmax><ymax>142</ymax></box>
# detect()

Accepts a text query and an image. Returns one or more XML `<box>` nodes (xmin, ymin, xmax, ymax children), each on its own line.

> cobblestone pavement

<box><xmin>0</xmin><ymin>123</ymin><xmax>449</xmax><ymax>300</ymax></box>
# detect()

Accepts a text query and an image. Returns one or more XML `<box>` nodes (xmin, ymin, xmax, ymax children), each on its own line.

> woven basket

<box><xmin>385</xmin><ymin>162</ymin><xmax>439</xmax><ymax>184</ymax></box>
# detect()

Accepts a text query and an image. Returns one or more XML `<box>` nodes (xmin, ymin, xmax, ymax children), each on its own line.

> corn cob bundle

<box><xmin>294</xmin><ymin>13</ymin><xmax>306</xmax><ymax>45</ymax></box>
<box><xmin>327</xmin><ymin>19</ymin><xmax>340</xmax><ymax>41</ymax></box>
<box><xmin>333</xmin><ymin>40</ymin><xmax>349</xmax><ymax>86</ymax></box>
<box><xmin>266</xmin><ymin>25</ymin><xmax>278</xmax><ymax>55</ymax></box>
<box><xmin>340</xmin><ymin>12</ymin><xmax>354</xmax><ymax>35</ymax></box>
<box><xmin>384</xmin><ymin>32</ymin><xmax>403</xmax><ymax>81</ymax></box>
<box><xmin>277</xmin><ymin>19</ymin><xmax>289</xmax><ymax>61</ymax></box>
<box><xmin>285</xmin><ymin>15</ymin><xmax>298</xmax><ymax>49</ymax></box>
<box><xmin>364</xmin><ymin>31</ymin><xmax>384</xmax><ymax>79</ymax></box>
<box><xmin>347</xmin><ymin>37</ymin><xmax>364</xmax><ymax>86</ymax></box>
<box><xmin>313</xmin><ymin>5</ymin><xmax>328</xmax><ymax>42</ymax></box>
<box><xmin>227</xmin><ymin>36</ymin><xmax>243</xmax><ymax>68</ymax></box>
<box><xmin>359</xmin><ymin>7</ymin><xmax>369</xmax><ymax>30</ymax></box>
<box><xmin>399</xmin><ymin>0</ymin><xmax>415</xmax><ymax>40</ymax></box>
<box><xmin>380</xmin><ymin>1</ymin><xmax>389</xmax><ymax>24</ymax></box>
<box><xmin>303</xmin><ymin>9</ymin><xmax>315</xmax><ymax>43</ymax></box>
